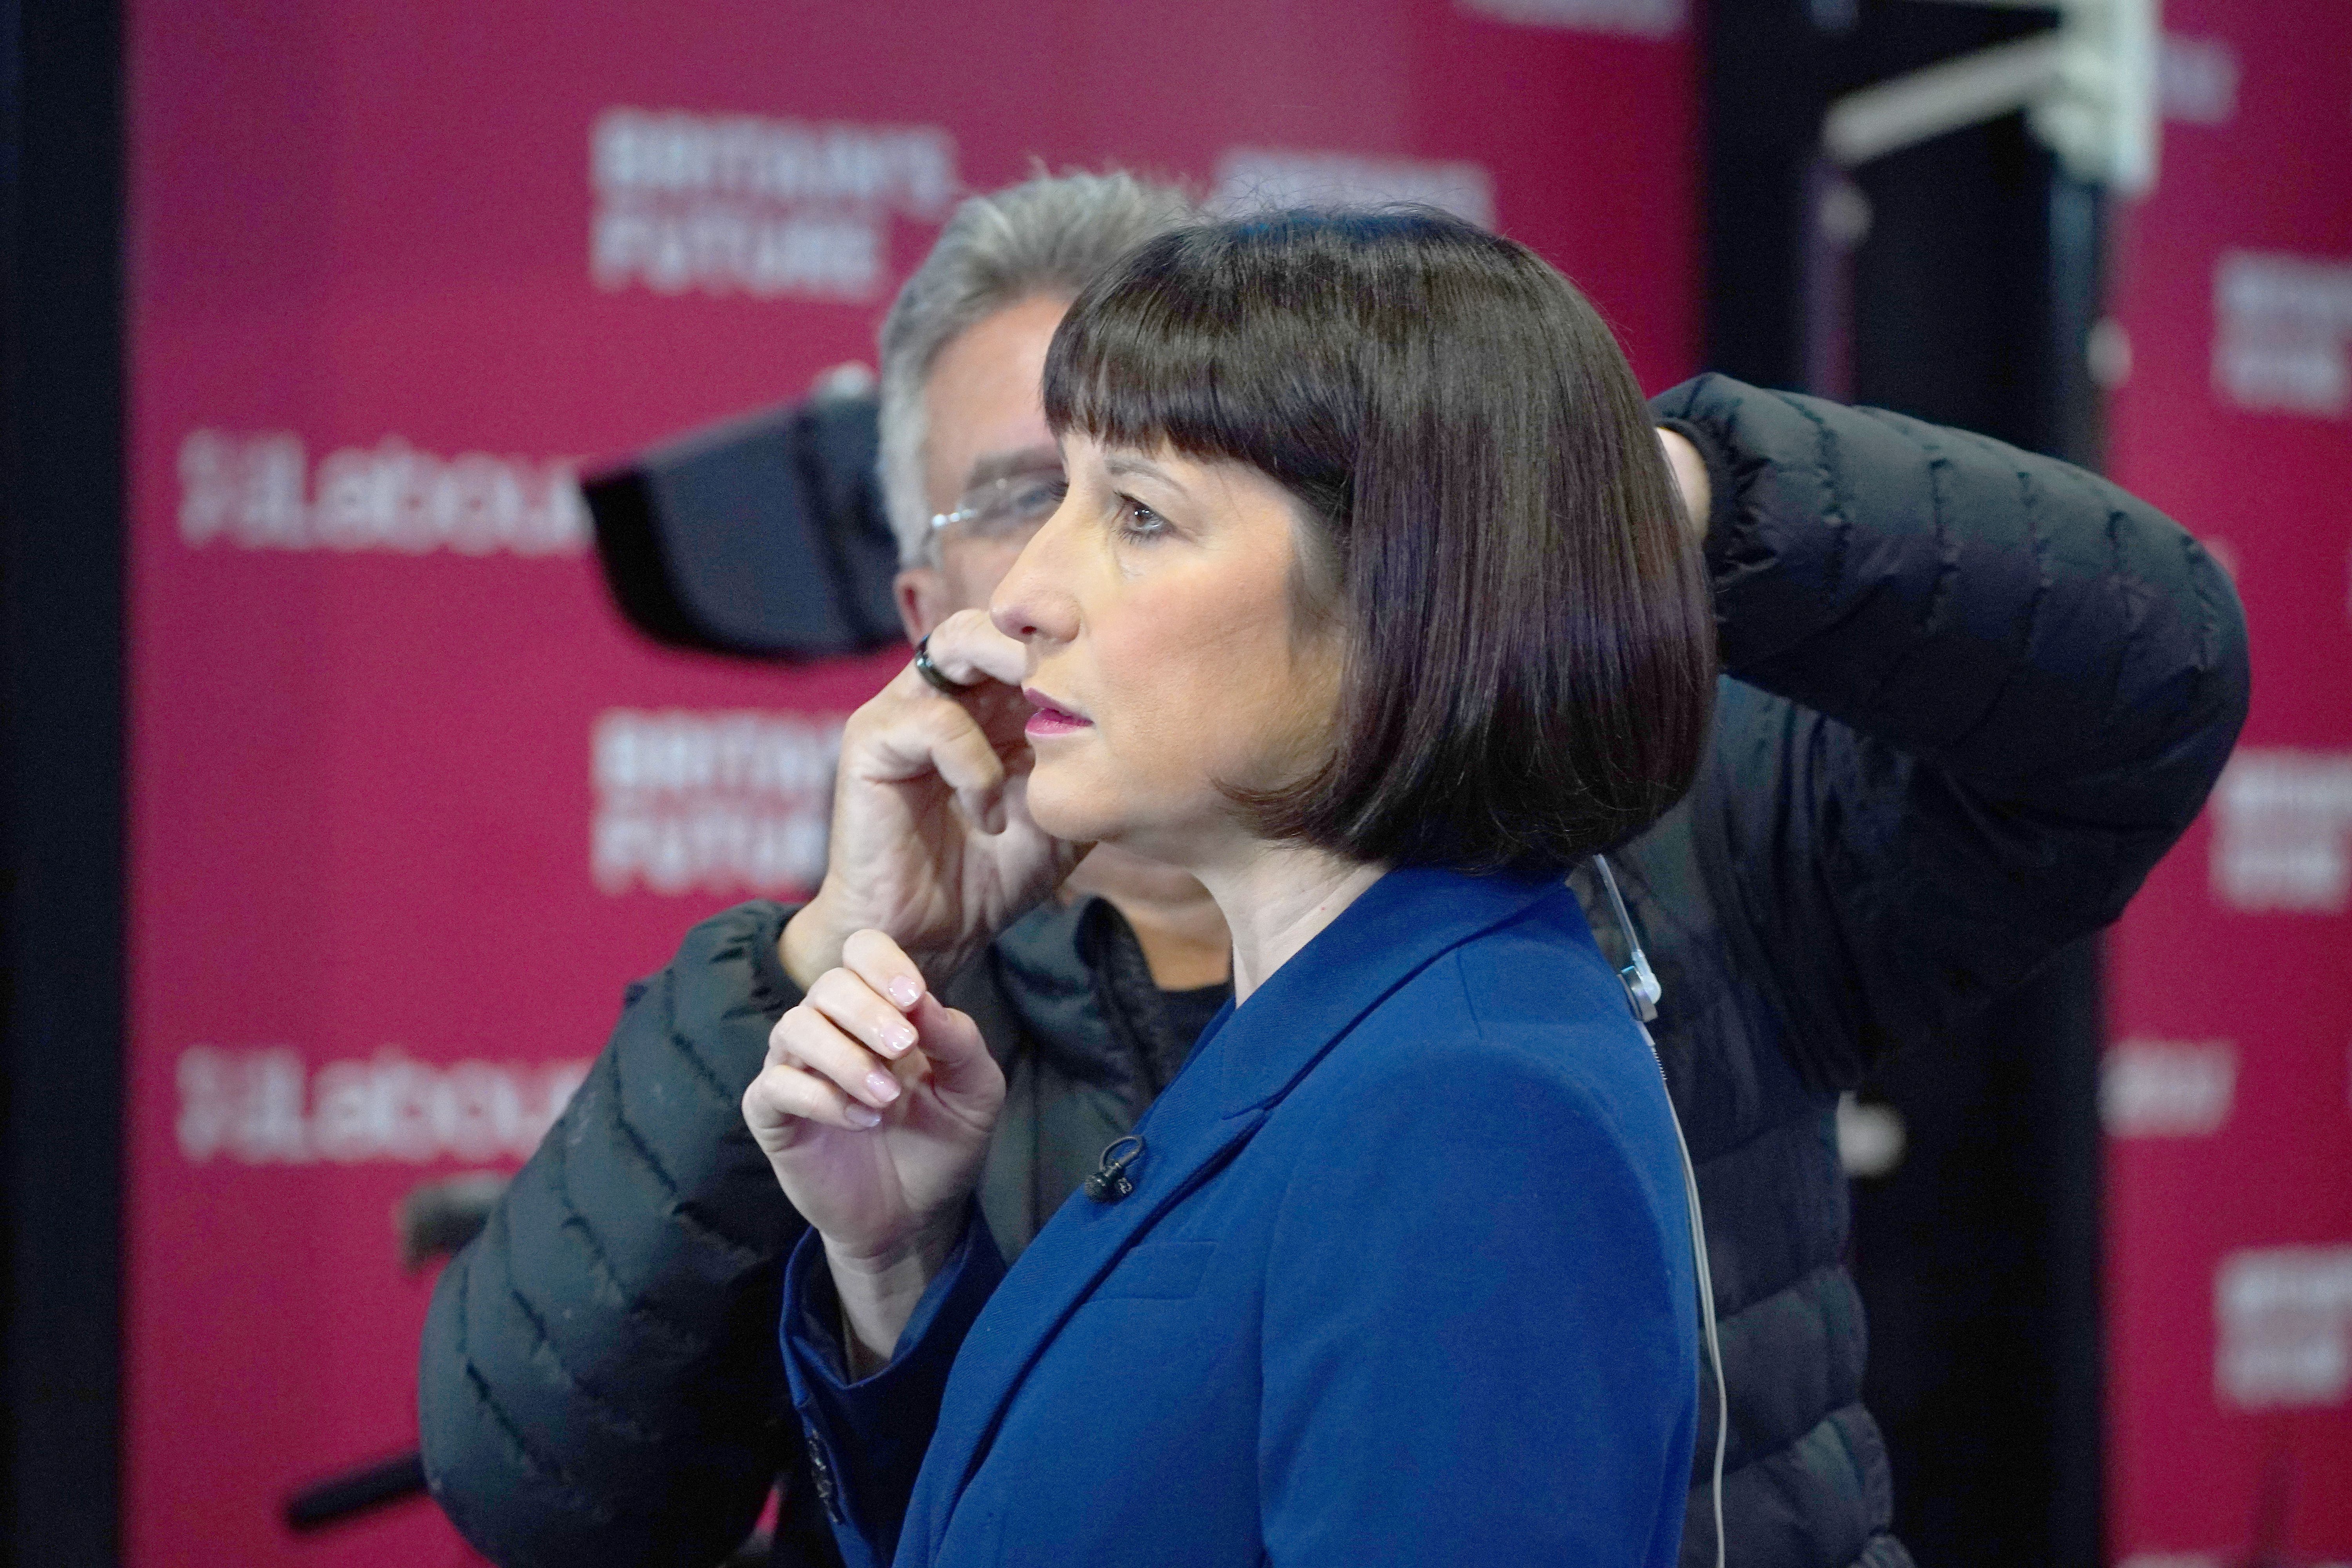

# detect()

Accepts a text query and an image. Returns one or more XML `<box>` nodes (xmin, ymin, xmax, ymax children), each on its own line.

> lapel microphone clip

<box><xmin>1084</xmin><ymin>1135</ymin><xmax>1145</xmax><ymax>1201</ymax></box>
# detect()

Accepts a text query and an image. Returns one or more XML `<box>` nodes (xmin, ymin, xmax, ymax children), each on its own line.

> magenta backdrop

<box><xmin>137</xmin><ymin>5</ymin><xmax>2352</xmax><ymax>1563</ymax></box>
<box><xmin>123</xmin><ymin>3</ymin><xmax>1699</xmax><ymax>1562</ymax></box>
<box><xmin>2102</xmin><ymin>2</ymin><xmax>2352</xmax><ymax>1563</ymax></box>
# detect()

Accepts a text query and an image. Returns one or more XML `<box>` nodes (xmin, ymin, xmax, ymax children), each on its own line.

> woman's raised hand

<box><xmin>743</xmin><ymin>928</ymin><xmax>1005</xmax><ymax>1367</ymax></box>
<box><xmin>781</xmin><ymin>608</ymin><xmax>1087</xmax><ymax>991</ymax></box>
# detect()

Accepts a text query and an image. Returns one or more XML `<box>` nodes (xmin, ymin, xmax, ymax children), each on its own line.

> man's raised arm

<box><xmin>1651</xmin><ymin>373</ymin><xmax>2250</xmax><ymax>1082</ymax></box>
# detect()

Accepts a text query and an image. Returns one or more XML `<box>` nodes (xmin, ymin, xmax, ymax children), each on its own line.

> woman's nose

<box><xmin>989</xmin><ymin>507</ymin><xmax>1079</xmax><ymax>647</ymax></box>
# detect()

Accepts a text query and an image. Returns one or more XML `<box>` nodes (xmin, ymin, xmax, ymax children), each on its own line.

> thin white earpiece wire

<box><xmin>1593</xmin><ymin>857</ymin><xmax>1727</xmax><ymax>1568</ymax></box>
<box><xmin>1644</xmin><ymin>1013</ymin><xmax>1728</xmax><ymax>1568</ymax></box>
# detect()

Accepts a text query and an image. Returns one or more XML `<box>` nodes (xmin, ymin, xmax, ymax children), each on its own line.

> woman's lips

<box><xmin>1023</xmin><ymin>688</ymin><xmax>1092</xmax><ymax>737</ymax></box>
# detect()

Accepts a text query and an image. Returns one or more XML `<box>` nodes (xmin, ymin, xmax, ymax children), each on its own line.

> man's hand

<box><xmin>1659</xmin><ymin>427</ymin><xmax>1711</xmax><ymax>541</ymax></box>
<box><xmin>781</xmin><ymin>608</ymin><xmax>1089</xmax><ymax>991</ymax></box>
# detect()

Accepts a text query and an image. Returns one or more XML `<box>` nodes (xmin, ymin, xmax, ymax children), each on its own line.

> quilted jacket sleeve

<box><xmin>418</xmin><ymin>901</ymin><xmax>817</xmax><ymax>1567</ymax></box>
<box><xmin>1651</xmin><ymin>374</ymin><xmax>2250</xmax><ymax>1085</ymax></box>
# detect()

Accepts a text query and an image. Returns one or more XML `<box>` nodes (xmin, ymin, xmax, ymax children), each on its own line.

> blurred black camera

<box><xmin>583</xmin><ymin>381</ymin><xmax>906</xmax><ymax>660</ymax></box>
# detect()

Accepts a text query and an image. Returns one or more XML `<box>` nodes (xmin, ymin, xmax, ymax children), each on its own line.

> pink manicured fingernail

<box><xmin>887</xmin><ymin>976</ymin><xmax>922</xmax><ymax>1009</ymax></box>
<box><xmin>864</xmin><ymin>1071</ymin><xmax>901</xmax><ymax>1104</ymax></box>
<box><xmin>844</xmin><ymin>1104</ymin><xmax>882</xmax><ymax>1128</ymax></box>
<box><xmin>882</xmin><ymin>1023</ymin><xmax>917</xmax><ymax>1055</ymax></box>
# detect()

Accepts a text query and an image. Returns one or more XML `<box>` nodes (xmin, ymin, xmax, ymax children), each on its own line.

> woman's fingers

<box><xmin>772</xmin><ymin>931</ymin><xmax>936</xmax><ymax>1116</ymax></box>
<box><xmin>805</xmin><ymin>964</ymin><xmax>919</xmax><ymax>1062</ymax></box>
<box><xmin>769</xmin><ymin>999</ymin><xmax>903</xmax><ymax>1114</ymax></box>
<box><xmin>904</xmin><ymin>993</ymin><xmax>999</xmax><ymax>1107</ymax></box>
<box><xmin>759</xmin><ymin>932</ymin><xmax>999</xmax><ymax>1144</ymax></box>
<box><xmin>840</xmin><ymin>928</ymin><xmax>927</xmax><ymax>1015</ymax></box>
<box><xmin>743</xmin><ymin>1057</ymin><xmax>883</xmax><ymax>1136</ymax></box>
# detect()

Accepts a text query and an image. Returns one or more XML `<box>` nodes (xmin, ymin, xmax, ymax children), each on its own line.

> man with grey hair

<box><xmin>876</xmin><ymin>171</ymin><xmax>1198</xmax><ymax>594</ymax></box>
<box><xmin>420</xmin><ymin>169</ymin><xmax>2245</xmax><ymax>1568</ymax></box>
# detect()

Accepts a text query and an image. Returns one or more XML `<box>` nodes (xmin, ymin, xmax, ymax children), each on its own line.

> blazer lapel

<box><xmin>905</xmin><ymin>1029</ymin><xmax>1264</xmax><ymax>1560</ymax></box>
<box><xmin>905</xmin><ymin>866</ymin><xmax>1575</xmax><ymax>1557</ymax></box>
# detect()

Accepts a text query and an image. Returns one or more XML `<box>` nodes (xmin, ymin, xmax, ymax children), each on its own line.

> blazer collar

<box><xmin>907</xmin><ymin>865</ymin><xmax>1573</xmax><ymax>1555</ymax></box>
<box><xmin>1213</xmin><ymin>863</ymin><xmax>1569</xmax><ymax>1116</ymax></box>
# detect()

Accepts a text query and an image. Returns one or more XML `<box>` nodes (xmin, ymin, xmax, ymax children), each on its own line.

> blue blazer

<box><xmin>782</xmin><ymin>866</ymin><xmax>1699</xmax><ymax>1568</ymax></box>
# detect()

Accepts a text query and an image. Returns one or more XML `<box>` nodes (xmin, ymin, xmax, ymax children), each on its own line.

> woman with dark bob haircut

<box><xmin>744</xmin><ymin>209</ymin><xmax>1718</xmax><ymax>1567</ymax></box>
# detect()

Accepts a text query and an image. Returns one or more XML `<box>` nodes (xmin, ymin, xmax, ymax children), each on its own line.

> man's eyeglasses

<box><xmin>928</xmin><ymin>469</ymin><xmax>1066</xmax><ymax>552</ymax></box>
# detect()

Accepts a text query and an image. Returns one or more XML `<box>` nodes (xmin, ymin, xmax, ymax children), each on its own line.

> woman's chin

<box><xmin>1024</xmin><ymin>770</ymin><xmax>1117</xmax><ymax>847</ymax></box>
<box><xmin>1040</xmin><ymin>766</ymin><xmax>1157</xmax><ymax>851</ymax></box>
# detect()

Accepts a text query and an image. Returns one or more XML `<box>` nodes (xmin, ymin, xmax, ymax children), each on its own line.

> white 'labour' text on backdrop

<box><xmin>176</xmin><ymin>1045</ymin><xmax>588</xmax><ymax>1167</ymax></box>
<box><xmin>178</xmin><ymin>430</ymin><xmax>590</xmax><ymax>555</ymax></box>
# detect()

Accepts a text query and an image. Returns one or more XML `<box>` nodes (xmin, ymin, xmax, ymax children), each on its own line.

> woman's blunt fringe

<box><xmin>1042</xmin><ymin>209</ymin><xmax>1717</xmax><ymax>875</ymax></box>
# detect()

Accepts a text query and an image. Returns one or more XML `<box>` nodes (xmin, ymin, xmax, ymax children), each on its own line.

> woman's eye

<box><xmin>1113</xmin><ymin>495</ymin><xmax>1167</xmax><ymax>540</ymax></box>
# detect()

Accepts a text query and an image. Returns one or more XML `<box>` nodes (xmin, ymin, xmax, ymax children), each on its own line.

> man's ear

<box><xmin>895</xmin><ymin>567</ymin><xmax>947</xmax><ymax>642</ymax></box>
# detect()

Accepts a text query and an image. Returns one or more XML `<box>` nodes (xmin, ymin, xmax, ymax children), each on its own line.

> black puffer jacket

<box><xmin>418</xmin><ymin>376</ymin><xmax>2248</xmax><ymax>1568</ymax></box>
